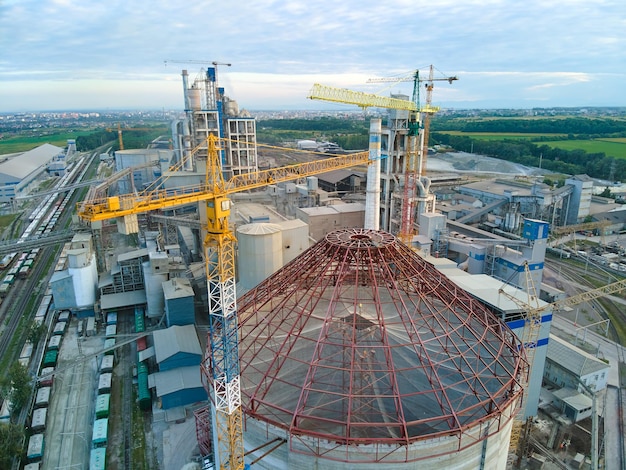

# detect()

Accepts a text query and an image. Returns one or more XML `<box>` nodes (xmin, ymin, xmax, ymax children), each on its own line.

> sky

<box><xmin>1</xmin><ymin>0</ymin><xmax>625</xmax><ymax>112</ymax></box>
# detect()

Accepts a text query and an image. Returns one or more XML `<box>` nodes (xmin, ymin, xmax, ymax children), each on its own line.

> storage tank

<box><xmin>143</xmin><ymin>260</ymin><xmax>167</xmax><ymax>319</ymax></box>
<box><xmin>235</xmin><ymin>229</ymin><xmax>524</xmax><ymax>469</ymax></box>
<box><xmin>188</xmin><ymin>87</ymin><xmax>202</xmax><ymax>110</ymax></box>
<box><xmin>67</xmin><ymin>251</ymin><xmax>97</xmax><ymax>308</ymax></box>
<box><xmin>236</xmin><ymin>223</ymin><xmax>283</xmax><ymax>290</ymax></box>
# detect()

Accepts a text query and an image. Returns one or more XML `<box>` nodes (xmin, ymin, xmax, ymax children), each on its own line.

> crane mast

<box><xmin>77</xmin><ymin>135</ymin><xmax>371</xmax><ymax>469</ymax></box>
<box><xmin>500</xmin><ymin>263</ymin><xmax>626</xmax><ymax>467</ymax></box>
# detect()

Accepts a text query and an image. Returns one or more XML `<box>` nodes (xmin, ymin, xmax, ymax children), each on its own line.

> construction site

<box><xmin>1</xmin><ymin>64</ymin><xmax>625</xmax><ymax>470</ymax></box>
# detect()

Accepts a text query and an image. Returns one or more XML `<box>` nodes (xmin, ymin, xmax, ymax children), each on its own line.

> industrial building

<box><xmin>0</xmin><ymin>140</ymin><xmax>75</xmax><ymax>202</ymax></box>
<box><xmin>59</xmin><ymin>68</ymin><xmax>622</xmax><ymax>470</ymax></box>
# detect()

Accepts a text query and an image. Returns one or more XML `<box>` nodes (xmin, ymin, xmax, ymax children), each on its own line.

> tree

<box><xmin>0</xmin><ymin>422</ymin><xmax>24</xmax><ymax>469</ymax></box>
<box><xmin>27</xmin><ymin>323</ymin><xmax>46</xmax><ymax>346</ymax></box>
<box><xmin>6</xmin><ymin>362</ymin><xmax>31</xmax><ymax>413</ymax></box>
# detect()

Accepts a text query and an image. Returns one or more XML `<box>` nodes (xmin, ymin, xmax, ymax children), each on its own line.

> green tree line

<box><xmin>257</xmin><ymin>117</ymin><xmax>369</xmax><ymax>149</ymax></box>
<box><xmin>433</xmin><ymin>117</ymin><xmax>626</xmax><ymax>136</ymax></box>
<box><xmin>75</xmin><ymin>127</ymin><xmax>168</xmax><ymax>152</ymax></box>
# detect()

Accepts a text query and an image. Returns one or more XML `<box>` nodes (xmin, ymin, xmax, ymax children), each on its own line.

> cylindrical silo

<box><xmin>236</xmin><ymin>223</ymin><xmax>283</xmax><ymax>290</ymax></box>
<box><xmin>188</xmin><ymin>87</ymin><xmax>202</xmax><ymax>110</ymax></box>
<box><xmin>68</xmin><ymin>252</ymin><xmax>98</xmax><ymax>308</ymax></box>
<box><xmin>142</xmin><ymin>260</ymin><xmax>167</xmax><ymax>319</ymax></box>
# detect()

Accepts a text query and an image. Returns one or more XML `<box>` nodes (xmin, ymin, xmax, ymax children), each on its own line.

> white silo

<box><xmin>67</xmin><ymin>249</ymin><xmax>98</xmax><ymax>308</ymax></box>
<box><xmin>237</xmin><ymin>223</ymin><xmax>283</xmax><ymax>290</ymax></box>
<box><xmin>142</xmin><ymin>252</ymin><xmax>168</xmax><ymax>319</ymax></box>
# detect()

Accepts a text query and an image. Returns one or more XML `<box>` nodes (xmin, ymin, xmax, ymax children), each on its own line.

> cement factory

<box><xmin>2</xmin><ymin>64</ymin><xmax>625</xmax><ymax>470</ymax></box>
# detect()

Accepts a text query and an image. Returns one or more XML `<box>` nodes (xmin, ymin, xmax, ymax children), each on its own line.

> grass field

<box><xmin>0</xmin><ymin>131</ymin><xmax>92</xmax><ymax>154</ymax></box>
<box><xmin>438</xmin><ymin>131</ymin><xmax>626</xmax><ymax>159</ymax></box>
<box><xmin>541</xmin><ymin>139</ymin><xmax>626</xmax><ymax>159</ymax></box>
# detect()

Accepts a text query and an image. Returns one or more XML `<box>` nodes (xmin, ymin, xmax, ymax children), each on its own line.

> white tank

<box><xmin>237</xmin><ymin>223</ymin><xmax>283</xmax><ymax>290</ymax></box>
<box><xmin>68</xmin><ymin>253</ymin><xmax>97</xmax><ymax>308</ymax></box>
<box><xmin>143</xmin><ymin>261</ymin><xmax>167</xmax><ymax>318</ymax></box>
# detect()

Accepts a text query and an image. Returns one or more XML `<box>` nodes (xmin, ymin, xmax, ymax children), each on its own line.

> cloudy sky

<box><xmin>1</xmin><ymin>0</ymin><xmax>624</xmax><ymax>112</ymax></box>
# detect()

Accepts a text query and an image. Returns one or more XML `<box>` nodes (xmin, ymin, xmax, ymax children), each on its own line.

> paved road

<box><xmin>43</xmin><ymin>322</ymin><xmax>101</xmax><ymax>469</ymax></box>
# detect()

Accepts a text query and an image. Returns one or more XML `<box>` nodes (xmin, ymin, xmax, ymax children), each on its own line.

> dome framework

<box><xmin>237</xmin><ymin>229</ymin><xmax>525</xmax><ymax>463</ymax></box>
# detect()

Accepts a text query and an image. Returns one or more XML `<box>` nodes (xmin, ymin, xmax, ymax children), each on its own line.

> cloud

<box><xmin>1</xmin><ymin>0</ymin><xmax>625</xmax><ymax>110</ymax></box>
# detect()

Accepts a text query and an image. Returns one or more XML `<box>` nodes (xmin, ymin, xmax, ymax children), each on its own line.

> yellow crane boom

<box><xmin>78</xmin><ymin>150</ymin><xmax>369</xmax><ymax>221</ymax></box>
<box><xmin>77</xmin><ymin>135</ymin><xmax>372</xmax><ymax>469</ymax></box>
<box><xmin>500</xmin><ymin>262</ymin><xmax>626</xmax><ymax>466</ymax></box>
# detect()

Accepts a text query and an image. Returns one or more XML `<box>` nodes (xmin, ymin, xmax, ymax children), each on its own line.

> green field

<box><xmin>0</xmin><ymin>131</ymin><xmax>92</xmax><ymax>154</ymax></box>
<box><xmin>541</xmin><ymin>139</ymin><xmax>626</xmax><ymax>159</ymax></box>
<box><xmin>438</xmin><ymin>131</ymin><xmax>626</xmax><ymax>159</ymax></box>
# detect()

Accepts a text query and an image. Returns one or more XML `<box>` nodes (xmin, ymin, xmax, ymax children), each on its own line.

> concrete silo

<box><xmin>236</xmin><ymin>228</ymin><xmax>525</xmax><ymax>469</ymax></box>
<box><xmin>236</xmin><ymin>223</ymin><xmax>283</xmax><ymax>290</ymax></box>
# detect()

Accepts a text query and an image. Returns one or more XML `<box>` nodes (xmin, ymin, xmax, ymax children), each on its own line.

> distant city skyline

<box><xmin>1</xmin><ymin>1</ymin><xmax>624</xmax><ymax>113</ymax></box>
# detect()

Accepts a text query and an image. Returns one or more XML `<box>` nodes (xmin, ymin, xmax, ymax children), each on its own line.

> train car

<box><xmin>35</xmin><ymin>387</ymin><xmax>51</xmax><ymax>409</ymax></box>
<box><xmin>103</xmin><ymin>338</ymin><xmax>116</xmax><ymax>355</ymax></box>
<box><xmin>100</xmin><ymin>355</ymin><xmax>114</xmax><ymax>374</ymax></box>
<box><xmin>0</xmin><ymin>252</ymin><xmax>16</xmax><ymax>269</ymax></box>
<box><xmin>95</xmin><ymin>393</ymin><xmax>110</xmax><ymax>419</ymax></box>
<box><xmin>43</xmin><ymin>350</ymin><xmax>58</xmax><ymax>368</ymax></box>
<box><xmin>0</xmin><ymin>282</ymin><xmax>10</xmax><ymax>298</ymax></box>
<box><xmin>98</xmin><ymin>373</ymin><xmax>112</xmax><ymax>395</ymax></box>
<box><xmin>52</xmin><ymin>321</ymin><xmax>67</xmax><ymax>336</ymax></box>
<box><xmin>106</xmin><ymin>312</ymin><xmax>117</xmax><ymax>326</ymax></box>
<box><xmin>57</xmin><ymin>310</ymin><xmax>70</xmax><ymax>322</ymax></box>
<box><xmin>7</xmin><ymin>266</ymin><xmax>19</xmax><ymax>277</ymax></box>
<box><xmin>89</xmin><ymin>447</ymin><xmax>106</xmax><ymax>470</ymax></box>
<box><xmin>0</xmin><ymin>398</ymin><xmax>12</xmax><ymax>423</ymax></box>
<box><xmin>27</xmin><ymin>433</ymin><xmax>45</xmax><ymax>462</ymax></box>
<box><xmin>135</xmin><ymin>307</ymin><xmax>145</xmax><ymax>333</ymax></box>
<box><xmin>18</xmin><ymin>265</ymin><xmax>30</xmax><ymax>279</ymax></box>
<box><xmin>23</xmin><ymin>463</ymin><xmax>40</xmax><ymax>470</ymax></box>
<box><xmin>20</xmin><ymin>341</ymin><xmax>34</xmax><ymax>361</ymax></box>
<box><xmin>137</xmin><ymin>361</ymin><xmax>151</xmax><ymax>411</ymax></box>
<box><xmin>2</xmin><ymin>273</ymin><xmax>15</xmax><ymax>286</ymax></box>
<box><xmin>105</xmin><ymin>324</ymin><xmax>116</xmax><ymax>339</ymax></box>
<box><xmin>137</xmin><ymin>335</ymin><xmax>147</xmax><ymax>352</ymax></box>
<box><xmin>31</xmin><ymin>407</ymin><xmax>47</xmax><ymax>432</ymax></box>
<box><xmin>47</xmin><ymin>335</ymin><xmax>62</xmax><ymax>351</ymax></box>
<box><xmin>39</xmin><ymin>367</ymin><xmax>55</xmax><ymax>387</ymax></box>
<box><xmin>92</xmin><ymin>418</ymin><xmax>108</xmax><ymax>448</ymax></box>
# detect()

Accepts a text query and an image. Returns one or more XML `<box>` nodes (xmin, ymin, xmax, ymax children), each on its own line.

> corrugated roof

<box><xmin>100</xmin><ymin>290</ymin><xmax>146</xmax><ymax>310</ymax></box>
<box><xmin>547</xmin><ymin>335</ymin><xmax>609</xmax><ymax>377</ymax></box>
<box><xmin>148</xmin><ymin>365</ymin><xmax>203</xmax><ymax>396</ymax></box>
<box><xmin>0</xmin><ymin>143</ymin><xmax>62</xmax><ymax>179</ymax></box>
<box><xmin>153</xmin><ymin>324</ymin><xmax>202</xmax><ymax>363</ymax></box>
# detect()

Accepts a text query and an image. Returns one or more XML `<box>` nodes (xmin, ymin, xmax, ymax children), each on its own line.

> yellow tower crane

<box><xmin>367</xmin><ymin>65</ymin><xmax>458</xmax><ymax>179</ymax></box>
<box><xmin>499</xmin><ymin>262</ymin><xmax>626</xmax><ymax>467</ymax></box>
<box><xmin>78</xmin><ymin>134</ymin><xmax>371</xmax><ymax>470</ymax></box>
